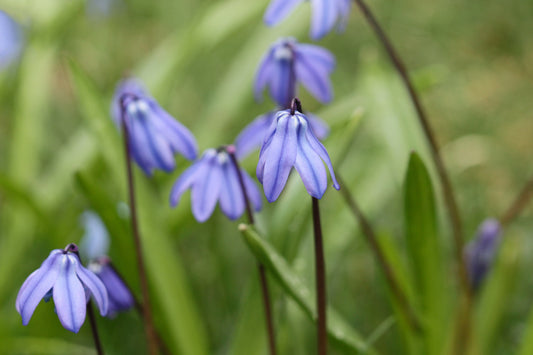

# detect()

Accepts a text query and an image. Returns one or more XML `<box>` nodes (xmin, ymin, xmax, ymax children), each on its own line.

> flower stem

<box><xmin>87</xmin><ymin>301</ymin><xmax>104</xmax><ymax>355</ymax></box>
<box><xmin>500</xmin><ymin>175</ymin><xmax>533</xmax><ymax>226</ymax></box>
<box><xmin>227</xmin><ymin>146</ymin><xmax>277</xmax><ymax>355</ymax></box>
<box><xmin>312</xmin><ymin>197</ymin><xmax>327</xmax><ymax>355</ymax></box>
<box><xmin>351</xmin><ymin>0</ymin><xmax>471</xmax><ymax>350</ymax></box>
<box><xmin>337</xmin><ymin>176</ymin><xmax>421</xmax><ymax>333</ymax></box>
<box><xmin>120</xmin><ymin>96</ymin><xmax>159</xmax><ymax>355</ymax></box>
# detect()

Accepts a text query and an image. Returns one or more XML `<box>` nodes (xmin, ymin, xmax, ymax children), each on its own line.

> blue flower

<box><xmin>16</xmin><ymin>244</ymin><xmax>108</xmax><ymax>333</ymax></box>
<box><xmin>255</xmin><ymin>38</ymin><xmax>335</xmax><ymax>108</ymax></box>
<box><xmin>264</xmin><ymin>0</ymin><xmax>351</xmax><ymax>40</ymax></box>
<box><xmin>235</xmin><ymin>110</ymin><xmax>329</xmax><ymax>160</ymax></box>
<box><xmin>0</xmin><ymin>10</ymin><xmax>23</xmax><ymax>70</ymax></box>
<box><xmin>88</xmin><ymin>257</ymin><xmax>135</xmax><ymax>317</ymax></box>
<box><xmin>170</xmin><ymin>147</ymin><xmax>262</xmax><ymax>222</ymax></box>
<box><xmin>256</xmin><ymin>104</ymin><xmax>339</xmax><ymax>202</ymax></box>
<box><xmin>112</xmin><ymin>78</ymin><xmax>198</xmax><ymax>175</ymax></box>
<box><xmin>464</xmin><ymin>219</ymin><xmax>502</xmax><ymax>290</ymax></box>
<box><xmin>79</xmin><ymin>211</ymin><xmax>110</xmax><ymax>261</ymax></box>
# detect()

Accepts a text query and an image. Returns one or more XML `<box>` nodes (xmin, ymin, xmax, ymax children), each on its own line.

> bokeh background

<box><xmin>1</xmin><ymin>0</ymin><xmax>533</xmax><ymax>354</ymax></box>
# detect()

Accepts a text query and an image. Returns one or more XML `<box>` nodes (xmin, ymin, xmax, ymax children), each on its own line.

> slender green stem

<box><xmin>120</xmin><ymin>95</ymin><xmax>159</xmax><ymax>355</ymax></box>
<box><xmin>312</xmin><ymin>197</ymin><xmax>327</xmax><ymax>355</ymax></box>
<box><xmin>500</xmin><ymin>175</ymin><xmax>533</xmax><ymax>226</ymax></box>
<box><xmin>337</xmin><ymin>176</ymin><xmax>421</xmax><ymax>333</ymax></box>
<box><xmin>87</xmin><ymin>301</ymin><xmax>104</xmax><ymax>355</ymax></box>
<box><xmin>227</xmin><ymin>146</ymin><xmax>277</xmax><ymax>355</ymax></box>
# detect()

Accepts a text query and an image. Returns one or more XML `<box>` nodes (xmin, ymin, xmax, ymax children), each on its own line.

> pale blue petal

<box><xmin>294</xmin><ymin>51</ymin><xmax>333</xmax><ymax>103</ymax></box>
<box><xmin>16</xmin><ymin>251</ymin><xmax>62</xmax><ymax>325</ymax></box>
<box><xmin>295</xmin><ymin>44</ymin><xmax>335</xmax><ymax>72</ymax></box>
<box><xmin>305</xmin><ymin>112</ymin><xmax>330</xmax><ymax>140</ymax></box>
<box><xmin>191</xmin><ymin>154</ymin><xmax>224</xmax><ymax>222</ymax></box>
<box><xmin>310</xmin><ymin>0</ymin><xmax>338</xmax><ymax>40</ymax></box>
<box><xmin>336</xmin><ymin>0</ymin><xmax>351</xmax><ymax>32</ymax></box>
<box><xmin>80</xmin><ymin>211</ymin><xmax>110</xmax><ymax>260</ymax></box>
<box><xmin>128</xmin><ymin>108</ymin><xmax>156</xmax><ymax>175</ymax></box>
<box><xmin>261</xmin><ymin>113</ymin><xmax>299</xmax><ymax>202</ymax></box>
<box><xmin>169</xmin><ymin>159</ymin><xmax>206</xmax><ymax>207</ymax></box>
<box><xmin>254</xmin><ymin>51</ymin><xmax>275</xmax><ymax>102</ymax></box>
<box><xmin>53</xmin><ymin>255</ymin><xmax>87</xmax><ymax>333</ymax></box>
<box><xmin>242</xmin><ymin>170</ymin><xmax>263</xmax><ymax>212</ymax></box>
<box><xmin>219</xmin><ymin>159</ymin><xmax>245</xmax><ymax>220</ymax></box>
<box><xmin>235</xmin><ymin>112</ymin><xmax>276</xmax><ymax>160</ymax></box>
<box><xmin>141</xmin><ymin>116</ymin><xmax>176</xmax><ymax>173</ymax></box>
<box><xmin>264</xmin><ymin>0</ymin><xmax>304</xmax><ymax>26</ymax></box>
<box><xmin>294</xmin><ymin>121</ymin><xmax>328</xmax><ymax>198</ymax></box>
<box><xmin>74</xmin><ymin>258</ymin><xmax>109</xmax><ymax>317</ymax></box>
<box><xmin>269</xmin><ymin>58</ymin><xmax>294</xmax><ymax>108</ymax></box>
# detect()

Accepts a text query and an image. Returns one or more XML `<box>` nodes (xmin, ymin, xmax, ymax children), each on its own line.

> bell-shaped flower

<box><xmin>111</xmin><ymin>78</ymin><xmax>198</xmax><ymax>176</ymax></box>
<box><xmin>0</xmin><ymin>10</ymin><xmax>23</xmax><ymax>70</ymax></box>
<box><xmin>254</xmin><ymin>38</ymin><xmax>335</xmax><ymax>108</ymax></box>
<box><xmin>170</xmin><ymin>147</ymin><xmax>262</xmax><ymax>222</ymax></box>
<box><xmin>16</xmin><ymin>244</ymin><xmax>108</xmax><ymax>333</ymax></box>
<box><xmin>264</xmin><ymin>0</ymin><xmax>351</xmax><ymax>40</ymax></box>
<box><xmin>88</xmin><ymin>257</ymin><xmax>135</xmax><ymax>317</ymax></box>
<box><xmin>79</xmin><ymin>211</ymin><xmax>110</xmax><ymax>261</ymax></box>
<box><xmin>464</xmin><ymin>219</ymin><xmax>502</xmax><ymax>290</ymax></box>
<box><xmin>235</xmin><ymin>110</ymin><xmax>329</xmax><ymax>160</ymax></box>
<box><xmin>257</xmin><ymin>104</ymin><xmax>339</xmax><ymax>202</ymax></box>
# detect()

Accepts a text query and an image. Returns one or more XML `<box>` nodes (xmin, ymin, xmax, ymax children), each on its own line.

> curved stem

<box><xmin>312</xmin><ymin>197</ymin><xmax>328</xmax><ymax>355</ymax></box>
<box><xmin>337</xmin><ymin>176</ymin><xmax>421</xmax><ymax>333</ymax></box>
<box><xmin>499</xmin><ymin>175</ymin><xmax>533</xmax><ymax>226</ymax></box>
<box><xmin>227</xmin><ymin>147</ymin><xmax>277</xmax><ymax>355</ymax></box>
<box><xmin>352</xmin><ymin>0</ymin><xmax>470</xmax><ymax>295</ymax></box>
<box><xmin>120</xmin><ymin>96</ymin><xmax>159</xmax><ymax>355</ymax></box>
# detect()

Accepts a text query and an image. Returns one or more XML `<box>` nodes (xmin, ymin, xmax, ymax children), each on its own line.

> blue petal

<box><xmin>141</xmin><ymin>112</ymin><xmax>176</xmax><ymax>172</ymax></box>
<box><xmin>111</xmin><ymin>78</ymin><xmax>147</xmax><ymax>128</ymax></box>
<box><xmin>80</xmin><ymin>211</ymin><xmax>110</xmax><ymax>260</ymax></box>
<box><xmin>169</xmin><ymin>160</ymin><xmax>205</xmax><ymax>207</ymax></box>
<box><xmin>269</xmin><ymin>58</ymin><xmax>294</xmax><ymax>108</ymax></box>
<box><xmin>53</xmin><ymin>255</ymin><xmax>87</xmax><ymax>333</ymax></box>
<box><xmin>219</xmin><ymin>159</ymin><xmax>245</xmax><ymax>220</ymax></box>
<box><xmin>235</xmin><ymin>112</ymin><xmax>276</xmax><ymax>160</ymax></box>
<box><xmin>242</xmin><ymin>169</ymin><xmax>263</xmax><ymax>212</ymax></box>
<box><xmin>295</xmin><ymin>44</ymin><xmax>335</xmax><ymax>72</ymax></box>
<box><xmin>300</xmin><ymin>114</ymin><xmax>340</xmax><ymax>190</ymax></box>
<box><xmin>310</xmin><ymin>0</ymin><xmax>338</xmax><ymax>40</ymax></box>
<box><xmin>16</xmin><ymin>250</ymin><xmax>62</xmax><ymax>326</ymax></box>
<box><xmin>74</xmin><ymin>258</ymin><xmax>108</xmax><ymax>317</ymax></box>
<box><xmin>260</xmin><ymin>113</ymin><xmax>299</xmax><ymax>202</ymax></box>
<box><xmin>128</xmin><ymin>106</ymin><xmax>157</xmax><ymax>175</ymax></box>
<box><xmin>294</xmin><ymin>51</ymin><xmax>333</xmax><ymax>103</ymax></box>
<box><xmin>335</xmin><ymin>0</ymin><xmax>351</xmax><ymax>32</ymax></box>
<box><xmin>264</xmin><ymin>0</ymin><xmax>304</xmax><ymax>26</ymax></box>
<box><xmin>305</xmin><ymin>112</ymin><xmax>330</xmax><ymax>140</ymax></box>
<box><xmin>191</xmin><ymin>153</ymin><xmax>224</xmax><ymax>222</ymax></box>
<box><xmin>96</xmin><ymin>263</ymin><xmax>135</xmax><ymax>314</ymax></box>
<box><xmin>254</xmin><ymin>51</ymin><xmax>275</xmax><ymax>102</ymax></box>
<box><xmin>294</xmin><ymin>120</ymin><xmax>328</xmax><ymax>198</ymax></box>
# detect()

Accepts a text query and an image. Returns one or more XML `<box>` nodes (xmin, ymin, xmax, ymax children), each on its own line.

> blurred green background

<box><xmin>1</xmin><ymin>0</ymin><xmax>533</xmax><ymax>354</ymax></box>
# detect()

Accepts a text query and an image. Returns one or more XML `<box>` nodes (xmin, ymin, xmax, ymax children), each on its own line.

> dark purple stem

<box><xmin>500</xmin><ymin>175</ymin><xmax>533</xmax><ymax>226</ymax></box>
<box><xmin>227</xmin><ymin>146</ymin><xmax>277</xmax><ymax>355</ymax></box>
<box><xmin>312</xmin><ymin>197</ymin><xmax>327</xmax><ymax>355</ymax></box>
<box><xmin>87</xmin><ymin>301</ymin><xmax>104</xmax><ymax>355</ymax></box>
<box><xmin>119</xmin><ymin>95</ymin><xmax>159</xmax><ymax>355</ymax></box>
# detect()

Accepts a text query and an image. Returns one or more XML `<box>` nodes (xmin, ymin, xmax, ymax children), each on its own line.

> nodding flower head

<box><xmin>0</xmin><ymin>10</ymin><xmax>23</xmax><ymax>70</ymax></box>
<box><xmin>235</xmin><ymin>110</ymin><xmax>329</xmax><ymax>160</ymax></box>
<box><xmin>464</xmin><ymin>219</ymin><xmax>502</xmax><ymax>291</ymax></box>
<box><xmin>264</xmin><ymin>0</ymin><xmax>351</xmax><ymax>40</ymax></box>
<box><xmin>170</xmin><ymin>146</ymin><xmax>262</xmax><ymax>222</ymax></box>
<box><xmin>111</xmin><ymin>78</ymin><xmax>198</xmax><ymax>176</ymax></box>
<box><xmin>257</xmin><ymin>100</ymin><xmax>339</xmax><ymax>202</ymax></box>
<box><xmin>254</xmin><ymin>38</ymin><xmax>335</xmax><ymax>108</ymax></box>
<box><xmin>16</xmin><ymin>244</ymin><xmax>108</xmax><ymax>333</ymax></box>
<box><xmin>88</xmin><ymin>257</ymin><xmax>135</xmax><ymax>317</ymax></box>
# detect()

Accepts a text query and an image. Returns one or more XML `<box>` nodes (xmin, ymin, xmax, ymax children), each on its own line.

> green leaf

<box><xmin>239</xmin><ymin>224</ymin><xmax>379</xmax><ymax>355</ymax></box>
<box><xmin>403</xmin><ymin>152</ymin><xmax>448</xmax><ymax>354</ymax></box>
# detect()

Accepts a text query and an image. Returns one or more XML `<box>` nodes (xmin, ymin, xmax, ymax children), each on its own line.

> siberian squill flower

<box><xmin>257</xmin><ymin>100</ymin><xmax>339</xmax><ymax>202</ymax></box>
<box><xmin>255</xmin><ymin>38</ymin><xmax>335</xmax><ymax>108</ymax></box>
<box><xmin>80</xmin><ymin>211</ymin><xmax>110</xmax><ymax>261</ymax></box>
<box><xmin>464</xmin><ymin>219</ymin><xmax>502</xmax><ymax>290</ymax></box>
<box><xmin>235</xmin><ymin>110</ymin><xmax>329</xmax><ymax>160</ymax></box>
<box><xmin>16</xmin><ymin>244</ymin><xmax>108</xmax><ymax>333</ymax></box>
<box><xmin>264</xmin><ymin>0</ymin><xmax>351</xmax><ymax>40</ymax></box>
<box><xmin>0</xmin><ymin>10</ymin><xmax>23</xmax><ymax>70</ymax></box>
<box><xmin>88</xmin><ymin>257</ymin><xmax>135</xmax><ymax>317</ymax></box>
<box><xmin>111</xmin><ymin>78</ymin><xmax>198</xmax><ymax>175</ymax></box>
<box><xmin>170</xmin><ymin>146</ymin><xmax>262</xmax><ymax>222</ymax></box>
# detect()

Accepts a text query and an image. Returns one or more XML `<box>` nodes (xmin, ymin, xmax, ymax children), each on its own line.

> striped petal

<box><xmin>310</xmin><ymin>0</ymin><xmax>338</xmax><ymax>40</ymax></box>
<box><xmin>74</xmin><ymin>258</ymin><xmax>109</xmax><ymax>317</ymax></box>
<box><xmin>219</xmin><ymin>159</ymin><xmax>245</xmax><ymax>220</ymax></box>
<box><xmin>235</xmin><ymin>112</ymin><xmax>276</xmax><ymax>160</ymax></box>
<box><xmin>191</xmin><ymin>154</ymin><xmax>224</xmax><ymax>222</ymax></box>
<box><xmin>269</xmin><ymin>58</ymin><xmax>294</xmax><ymax>108</ymax></box>
<box><xmin>264</xmin><ymin>0</ymin><xmax>304</xmax><ymax>26</ymax></box>
<box><xmin>294</xmin><ymin>51</ymin><xmax>333</xmax><ymax>103</ymax></box>
<box><xmin>254</xmin><ymin>51</ymin><xmax>275</xmax><ymax>102</ymax></box>
<box><xmin>169</xmin><ymin>159</ymin><xmax>206</xmax><ymax>207</ymax></box>
<box><xmin>242</xmin><ymin>169</ymin><xmax>263</xmax><ymax>212</ymax></box>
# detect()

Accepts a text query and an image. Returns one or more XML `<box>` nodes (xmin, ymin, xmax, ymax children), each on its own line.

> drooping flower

<box><xmin>88</xmin><ymin>257</ymin><xmax>135</xmax><ymax>317</ymax></box>
<box><xmin>264</xmin><ymin>0</ymin><xmax>351</xmax><ymax>40</ymax></box>
<box><xmin>170</xmin><ymin>146</ymin><xmax>262</xmax><ymax>222</ymax></box>
<box><xmin>111</xmin><ymin>78</ymin><xmax>198</xmax><ymax>176</ymax></box>
<box><xmin>257</xmin><ymin>101</ymin><xmax>339</xmax><ymax>202</ymax></box>
<box><xmin>0</xmin><ymin>10</ymin><xmax>23</xmax><ymax>70</ymax></box>
<box><xmin>79</xmin><ymin>211</ymin><xmax>110</xmax><ymax>261</ymax></box>
<box><xmin>16</xmin><ymin>244</ymin><xmax>108</xmax><ymax>333</ymax></box>
<box><xmin>235</xmin><ymin>110</ymin><xmax>329</xmax><ymax>160</ymax></box>
<box><xmin>254</xmin><ymin>38</ymin><xmax>335</xmax><ymax>108</ymax></box>
<box><xmin>464</xmin><ymin>219</ymin><xmax>502</xmax><ymax>290</ymax></box>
